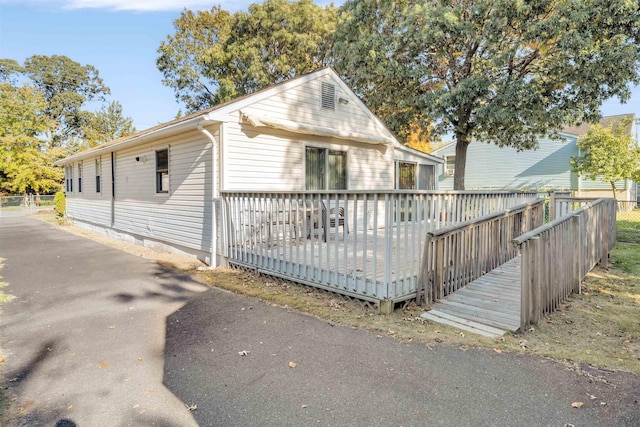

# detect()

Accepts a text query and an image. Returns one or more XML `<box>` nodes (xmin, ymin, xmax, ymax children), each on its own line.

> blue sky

<box><xmin>0</xmin><ymin>0</ymin><xmax>637</xmax><ymax>133</ymax></box>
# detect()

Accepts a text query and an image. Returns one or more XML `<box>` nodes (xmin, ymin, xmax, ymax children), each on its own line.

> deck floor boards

<box><xmin>426</xmin><ymin>256</ymin><xmax>522</xmax><ymax>332</ymax></box>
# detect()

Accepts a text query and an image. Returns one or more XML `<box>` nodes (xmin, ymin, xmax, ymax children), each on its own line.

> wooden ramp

<box><xmin>421</xmin><ymin>256</ymin><xmax>521</xmax><ymax>338</ymax></box>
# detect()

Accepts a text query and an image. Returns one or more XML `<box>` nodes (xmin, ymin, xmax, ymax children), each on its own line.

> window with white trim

<box><xmin>156</xmin><ymin>148</ymin><xmax>169</xmax><ymax>193</ymax></box>
<box><xmin>77</xmin><ymin>162</ymin><xmax>83</xmax><ymax>193</ymax></box>
<box><xmin>396</xmin><ymin>161</ymin><xmax>416</xmax><ymax>190</ymax></box>
<box><xmin>305</xmin><ymin>147</ymin><xmax>346</xmax><ymax>190</ymax></box>
<box><xmin>65</xmin><ymin>165</ymin><xmax>73</xmax><ymax>193</ymax></box>
<box><xmin>445</xmin><ymin>155</ymin><xmax>455</xmax><ymax>176</ymax></box>
<box><xmin>95</xmin><ymin>157</ymin><xmax>101</xmax><ymax>193</ymax></box>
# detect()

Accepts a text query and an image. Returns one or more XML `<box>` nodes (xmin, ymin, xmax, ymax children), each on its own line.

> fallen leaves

<box><xmin>571</xmin><ymin>402</ymin><xmax>584</xmax><ymax>408</ymax></box>
<box><xmin>493</xmin><ymin>348</ymin><xmax>502</xmax><ymax>354</ymax></box>
<box><xmin>289</xmin><ymin>361</ymin><xmax>297</xmax><ymax>369</ymax></box>
<box><xmin>98</xmin><ymin>361</ymin><xmax>110</xmax><ymax>368</ymax></box>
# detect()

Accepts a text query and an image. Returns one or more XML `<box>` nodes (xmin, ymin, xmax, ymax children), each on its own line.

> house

<box><xmin>55</xmin><ymin>67</ymin><xmax>443</xmax><ymax>267</ymax></box>
<box><xmin>433</xmin><ymin>114</ymin><xmax>638</xmax><ymax>202</ymax></box>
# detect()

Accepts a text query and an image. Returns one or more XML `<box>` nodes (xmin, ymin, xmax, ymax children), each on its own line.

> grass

<box><xmin>616</xmin><ymin>209</ymin><xmax>640</xmax><ymax>244</ymax></box>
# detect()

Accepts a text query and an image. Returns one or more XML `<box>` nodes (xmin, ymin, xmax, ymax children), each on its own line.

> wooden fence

<box><xmin>417</xmin><ymin>199</ymin><xmax>545</xmax><ymax>306</ymax></box>
<box><xmin>221</xmin><ymin>190</ymin><xmax>538</xmax><ymax>307</ymax></box>
<box><xmin>513</xmin><ymin>198</ymin><xmax>616</xmax><ymax>329</ymax></box>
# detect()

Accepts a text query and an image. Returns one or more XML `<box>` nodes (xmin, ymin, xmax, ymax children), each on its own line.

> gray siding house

<box><xmin>434</xmin><ymin>114</ymin><xmax>637</xmax><ymax>201</ymax></box>
<box><xmin>55</xmin><ymin>68</ymin><xmax>443</xmax><ymax>266</ymax></box>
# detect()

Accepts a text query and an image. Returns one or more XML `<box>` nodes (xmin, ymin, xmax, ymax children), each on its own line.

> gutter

<box><xmin>54</xmin><ymin>116</ymin><xmax>217</xmax><ymax>165</ymax></box>
<box><xmin>195</xmin><ymin>122</ymin><xmax>218</xmax><ymax>270</ymax></box>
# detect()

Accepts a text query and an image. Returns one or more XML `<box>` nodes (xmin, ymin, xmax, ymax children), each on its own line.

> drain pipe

<box><xmin>197</xmin><ymin>121</ymin><xmax>218</xmax><ymax>269</ymax></box>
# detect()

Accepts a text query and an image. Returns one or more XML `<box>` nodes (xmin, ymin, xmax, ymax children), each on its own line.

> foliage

<box><xmin>81</xmin><ymin>101</ymin><xmax>135</xmax><ymax>148</ymax></box>
<box><xmin>157</xmin><ymin>0</ymin><xmax>337</xmax><ymax>112</ymax></box>
<box><xmin>571</xmin><ymin>117</ymin><xmax>640</xmax><ymax>198</ymax></box>
<box><xmin>23</xmin><ymin>55</ymin><xmax>112</xmax><ymax>148</ymax></box>
<box><xmin>0</xmin><ymin>82</ymin><xmax>63</xmax><ymax>194</ymax></box>
<box><xmin>333</xmin><ymin>0</ymin><xmax>640</xmax><ymax>189</ymax></box>
<box><xmin>0</xmin><ymin>58</ymin><xmax>23</xmax><ymax>83</ymax></box>
<box><xmin>0</xmin><ymin>55</ymin><xmax>134</xmax><ymax>193</ymax></box>
<box><xmin>54</xmin><ymin>191</ymin><xmax>66</xmax><ymax>218</ymax></box>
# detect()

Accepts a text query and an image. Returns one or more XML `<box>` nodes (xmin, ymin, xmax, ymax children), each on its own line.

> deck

<box><xmin>228</xmin><ymin>223</ymin><xmax>439</xmax><ymax>302</ymax></box>
<box><xmin>422</xmin><ymin>256</ymin><xmax>521</xmax><ymax>337</ymax></box>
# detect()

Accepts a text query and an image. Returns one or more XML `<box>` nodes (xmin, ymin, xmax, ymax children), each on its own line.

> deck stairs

<box><xmin>421</xmin><ymin>256</ymin><xmax>522</xmax><ymax>338</ymax></box>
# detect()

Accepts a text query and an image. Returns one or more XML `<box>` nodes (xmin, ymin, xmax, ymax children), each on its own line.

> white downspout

<box><xmin>197</xmin><ymin>121</ymin><xmax>218</xmax><ymax>269</ymax></box>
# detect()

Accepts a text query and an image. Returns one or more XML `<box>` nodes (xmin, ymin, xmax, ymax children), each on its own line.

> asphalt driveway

<box><xmin>0</xmin><ymin>217</ymin><xmax>206</xmax><ymax>426</ymax></box>
<box><xmin>1</xmin><ymin>216</ymin><xmax>639</xmax><ymax>426</ymax></box>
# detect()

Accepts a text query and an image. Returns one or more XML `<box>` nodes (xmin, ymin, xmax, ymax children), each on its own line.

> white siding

<box><xmin>223</xmin><ymin>120</ymin><xmax>394</xmax><ymax>191</ymax></box>
<box><xmin>246</xmin><ymin>75</ymin><xmax>384</xmax><ymax>137</ymax></box>
<box><xmin>66</xmin><ymin>154</ymin><xmax>113</xmax><ymax>226</ymax></box>
<box><xmin>112</xmin><ymin>128</ymin><xmax>215</xmax><ymax>253</ymax></box>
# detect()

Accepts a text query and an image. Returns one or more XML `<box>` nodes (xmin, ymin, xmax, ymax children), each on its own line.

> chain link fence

<box><xmin>0</xmin><ymin>195</ymin><xmax>56</xmax><ymax>217</ymax></box>
<box><xmin>616</xmin><ymin>200</ymin><xmax>640</xmax><ymax>244</ymax></box>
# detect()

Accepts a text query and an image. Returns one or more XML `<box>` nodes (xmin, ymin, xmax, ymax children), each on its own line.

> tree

<box><xmin>157</xmin><ymin>6</ymin><xmax>233</xmax><ymax>113</ymax></box>
<box><xmin>81</xmin><ymin>101</ymin><xmax>135</xmax><ymax>148</ymax></box>
<box><xmin>571</xmin><ymin>117</ymin><xmax>640</xmax><ymax>200</ymax></box>
<box><xmin>0</xmin><ymin>82</ymin><xmax>63</xmax><ymax>194</ymax></box>
<box><xmin>23</xmin><ymin>55</ymin><xmax>111</xmax><ymax>148</ymax></box>
<box><xmin>334</xmin><ymin>0</ymin><xmax>640</xmax><ymax>189</ymax></box>
<box><xmin>157</xmin><ymin>0</ymin><xmax>337</xmax><ymax>113</ymax></box>
<box><xmin>0</xmin><ymin>59</ymin><xmax>23</xmax><ymax>83</ymax></box>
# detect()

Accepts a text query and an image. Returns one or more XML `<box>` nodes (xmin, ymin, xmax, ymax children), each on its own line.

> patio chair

<box><xmin>320</xmin><ymin>201</ymin><xmax>348</xmax><ymax>242</ymax></box>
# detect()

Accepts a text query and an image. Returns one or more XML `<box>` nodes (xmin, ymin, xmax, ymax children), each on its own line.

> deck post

<box><xmin>599</xmin><ymin>204</ymin><xmax>609</xmax><ymax>269</ymax></box>
<box><xmin>417</xmin><ymin>234</ymin><xmax>432</xmax><ymax>307</ymax></box>
<box><xmin>434</xmin><ymin>238</ymin><xmax>445</xmax><ymax>300</ymax></box>
<box><xmin>571</xmin><ymin>214</ymin><xmax>582</xmax><ymax>294</ymax></box>
<box><xmin>531</xmin><ymin>236</ymin><xmax>542</xmax><ymax>324</ymax></box>
<box><xmin>379</xmin><ymin>299</ymin><xmax>394</xmax><ymax>314</ymax></box>
<box><xmin>549</xmin><ymin>192</ymin><xmax>556</xmax><ymax>221</ymax></box>
<box><xmin>519</xmin><ymin>240</ymin><xmax>529</xmax><ymax>331</ymax></box>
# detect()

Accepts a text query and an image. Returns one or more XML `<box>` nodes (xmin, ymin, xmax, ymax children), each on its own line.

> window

<box><xmin>396</xmin><ymin>161</ymin><xmax>417</xmax><ymax>190</ymax></box>
<box><xmin>66</xmin><ymin>165</ymin><xmax>73</xmax><ymax>193</ymax></box>
<box><xmin>77</xmin><ymin>162</ymin><xmax>83</xmax><ymax>193</ymax></box>
<box><xmin>445</xmin><ymin>155</ymin><xmax>455</xmax><ymax>176</ymax></box>
<box><xmin>156</xmin><ymin>148</ymin><xmax>169</xmax><ymax>193</ymax></box>
<box><xmin>305</xmin><ymin>147</ymin><xmax>346</xmax><ymax>190</ymax></box>
<box><xmin>321</xmin><ymin>82</ymin><xmax>335</xmax><ymax>110</ymax></box>
<box><xmin>418</xmin><ymin>164</ymin><xmax>435</xmax><ymax>190</ymax></box>
<box><xmin>95</xmin><ymin>157</ymin><xmax>101</xmax><ymax>193</ymax></box>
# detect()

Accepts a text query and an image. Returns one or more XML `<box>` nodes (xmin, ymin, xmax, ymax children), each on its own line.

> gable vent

<box><xmin>321</xmin><ymin>82</ymin><xmax>336</xmax><ymax>110</ymax></box>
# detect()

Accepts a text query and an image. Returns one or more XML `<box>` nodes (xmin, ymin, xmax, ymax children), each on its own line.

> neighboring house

<box><xmin>434</xmin><ymin>114</ymin><xmax>637</xmax><ymax>201</ymax></box>
<box><xmin>55</xmin><ymin>67</ymin><xmax>443</xmax><ymax>266</ymax></box>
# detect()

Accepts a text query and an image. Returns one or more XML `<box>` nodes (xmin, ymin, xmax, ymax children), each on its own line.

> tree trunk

<box><xmin>610</xmin><ymin>181</ymin><xmax>617</xmax><ymax>200</ymax></box>
<box><xmin>610</xmin><ymin>181</ymin><xmax>619</xmax><ymax>212</ymax></box>
<box><xmin>453</xmin><ymin>132</ymin><xmax>471</xmax><ymax>190</ymax></box>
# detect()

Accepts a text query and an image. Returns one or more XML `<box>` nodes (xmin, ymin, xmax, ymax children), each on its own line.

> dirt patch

<box><xmin>35</xmin><ymin>213</ymin><xmax>640</xmax><ymax>374</ymax></box>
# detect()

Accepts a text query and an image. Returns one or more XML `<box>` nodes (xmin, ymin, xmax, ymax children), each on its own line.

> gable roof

<box><xmin>55</xmin><ymin>67</ymin><xmax>400</xmax><ymax>165</ymax></box>
<box><xmin>561</xmin><ymin>113</ymin><xmax>636</xmax><ymax>137</ymax></box>
<box><xmin>394</xmin><ymin>144</ymin><xmax>445</xmax><ymax>163</ymax></box>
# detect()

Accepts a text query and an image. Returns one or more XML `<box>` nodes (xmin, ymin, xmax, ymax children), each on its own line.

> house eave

<box><xmin>54</xmin><ymin>117</ymin><xmax>220</xmax><ymax>165</ymax></box>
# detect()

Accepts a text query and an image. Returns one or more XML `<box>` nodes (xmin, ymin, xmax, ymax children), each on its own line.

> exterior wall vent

<box><xmin>321</xmin><ymin>82</ymin><xmax>336</xmax><ymax>110</ymax></box>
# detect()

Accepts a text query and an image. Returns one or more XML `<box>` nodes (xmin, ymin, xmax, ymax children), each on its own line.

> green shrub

<box><xmin>54</xmin><ymin>191</ymin><xmax>65</xmax><ymax>218</ymax></box>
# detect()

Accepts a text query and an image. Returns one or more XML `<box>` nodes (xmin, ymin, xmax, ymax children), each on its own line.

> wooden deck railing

<box><xmin>221</xmin><ymin>190</ymin><xmax>538</xmax><ymax>308</ymax></box>
<box><xmin>417</xmin><ymin>199</ymin><xmax>545</xmax><ymax>306</ymax></box>
<box><xmin>513</xmin><ymin>198</ymin><xmax>616</xmax><ymax>329</ymax></box>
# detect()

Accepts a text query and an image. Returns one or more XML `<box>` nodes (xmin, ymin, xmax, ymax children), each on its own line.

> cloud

<box><xmin>1</xmin><ymin>0</ymin><xmax>344</xmax><ymax>13</ymax></box>
<box><xmin>63</xmin><ymin>0</ymin><xmax>246</xmax><ymax>12</ymax></box>
<box><xmin>0</xmin><ymin>0</ymin><xmax>254</xmax><ymax>12</ymax></box>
